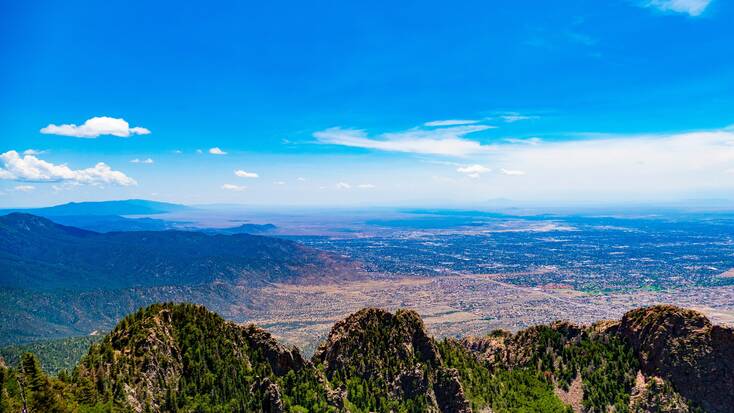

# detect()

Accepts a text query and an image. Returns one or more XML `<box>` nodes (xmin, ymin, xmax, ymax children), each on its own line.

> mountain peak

<box><xmin>313</xmin><ymin>307</ymin><xmax>471</xmax><ymax>412</ymax></box>
<box><xmin>314</xmin><ymin>307</ymin><xmax>440</xmax><ymax>376</ymax></box>
<box><xmin>75</xmin><ymin>303</ymin><xmax>332</xmax><ymax>412</ymax></box>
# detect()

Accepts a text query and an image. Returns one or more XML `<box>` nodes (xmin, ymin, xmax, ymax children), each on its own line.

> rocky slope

<box><xmin>613</xmin><ymin>305</ymin><xmax>734</xmax><ymax>413</ymax></box>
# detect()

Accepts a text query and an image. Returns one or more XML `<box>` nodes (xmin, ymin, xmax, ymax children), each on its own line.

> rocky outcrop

<box><xmin>92</xmin><ymin>306</ymin><xmax>184</xmax><ymax>413</ymax></box>
<box><xmin>617</xmin><ymin>305</ymin><xmax>734</xmax><ymax>413</ymax></box>
<box><xmin>393</xmin><ymin>365</ymin><xmax>431</xmax><ymax>399</ymax></box>
<box><xmin>74</xmin><ymin>303</ymin><xmax>321</xmax><ymax>413</ymax></box>
<box><xmin>243</xmin><ymin>324</ymin><xmax>306</xmax><ymax>375</ymax></box>
<box><xmin>433</xmin><ymin>367</ymin><xmax>472</xmax><ymax>413</ymax></box>
<box><xmin>629</xmin><ymin>374</ymin><xmax>691</xmax><ymax>413</ymax></box>
<box><xmin>313</xmin><ymin>308</ymin><xmax>441</xmax><ymax>379</ymax></box>
<box><xmin>460</xmin><ymin>320</ymin><xmax>586</xmax><ymax>369</ymax></box>
<box><xmin>251</xmin><ymin>377</ymin><xmax>285</xmax><ymax>413</ymax></box>
<box><xmin>313</xmin><ymin>308</ymin><xmax>471</xmax><ymax>412</ymax></box>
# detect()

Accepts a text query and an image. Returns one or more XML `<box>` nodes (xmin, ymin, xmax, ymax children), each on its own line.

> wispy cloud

<box><xmin>235</xmin><ymin>170</ymin><xmax>259</xmax><ymax>178</ymax></box>
<box><xmin>504</xmin><ymin>137</ymin><xmax>542</xmax><ymax>145</ymax></box>
<box><xmin>52</xmin><ymin>182</ymin><xmax>81</xmax><ymax>192</ymax></box>
<box><xmin>358</xmin><ymin>183</ymin><xmax>376</xmax><ymax>189</ymax></box>
<box><xmin>23</xmin><ymin>149</ymin><xmax>46</xmax><ymax>156</ymax></box>
<box><xmin>642</xmin><ymin>0</ymin><xmax>712</xmax><ymax>16</ymax></box>
<box><xmin>0</xmin><ymin>150</ymin><xmax>136</xmax><ymax>186</ymax></box>
<box><xmin>489</xmin><ymin>128</ymin><xmax>734</xmax><ymax>198</ymax></box>
<box><xmin>497</xmin><ymin>112</ymin><xmax>539</xmax><ymax>123</ymax></box>
<box><xmin>41</xmin><ymin>116</ymin><xmax>150</xmax><ymax>138</ymax></box>
<box><xmin>314</xmin><ymin>124</ymin><xmax>495</xmax><ymax>157</ymax></box>
<box><xmin>14</xmin><ymin>185</ymin><xmax>35</xmax><ymax>192</ymax></box>
<box><xmin>221</xmin><ymin>183</ymin><xmax>246</xmax><ymax>191</ymax></box>
<box><xmin>336</xmin><ymin>182</ymin><xmax>351</xmax><ymax>189</ymax></box>
<box><xmin>130</xmin><ymin>158</ymin><xmax>154</xmax><ymax>164</ymax></box>
<box><xmin>424</xmin><ymin>119</ymin><xmax>479</xmax><ymax>127</ymax></box>
<box><xmin>209</xmin><ymin>147</ymin><xmax>227</xmax><ymax>155</ymax></box>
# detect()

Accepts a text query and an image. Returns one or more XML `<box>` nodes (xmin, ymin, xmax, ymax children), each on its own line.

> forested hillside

<box><xmin>1</xmin><ymin>303</ymin><xmax>729</xmax><ymax>412</ymax></box>
<box><xmin>0</xmin><ymin>214</ymin><xmax>358</xmax><ymax>346</ymax></box>
<box><xmin>0</xmin><ymin>213</ymin><xmax>354</xmax><ymax>291</ymax></box>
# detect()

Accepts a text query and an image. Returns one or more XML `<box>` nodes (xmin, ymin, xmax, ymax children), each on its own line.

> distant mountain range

<box><xmin>0</xmin><ymin>199</ymin><xmax>191</xmax><ymax>233</ymax></box>
<box><xmin>0</xmin><ymin>213</ymin><xmax>357</xmax><ymax>345</ymax></box>
<box><xmin>0</xmin><ymin>199</ymin><xmax>279</xmax><ymax>234</ymax></box>
<box><xmin>1</xmin><ymin>303</ymin><xmax>731</xmax><ymax>412</ymax></box>
<box><xmin>0</xmin><ymin>199</ymin><xmax>191</xmax><ymax>216</ymax></box>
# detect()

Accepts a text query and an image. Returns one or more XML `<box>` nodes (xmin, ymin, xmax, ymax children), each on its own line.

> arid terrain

<box><xmin>244</xmin><ymin>272</ymin><xmax>734</xmax><ymax>354</ymax></box>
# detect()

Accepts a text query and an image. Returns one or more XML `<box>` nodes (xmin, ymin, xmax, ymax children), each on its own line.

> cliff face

<box><xmin>616</xmin><ymin>305</ymin><xmax>734</xmax><ymax>413</ymax></box>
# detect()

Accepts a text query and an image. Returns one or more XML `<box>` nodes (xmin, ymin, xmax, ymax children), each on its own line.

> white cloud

<box><xmin>130</xmin><ymin>158</ymin><xmax>154</xmax><ymax>164</ymax></box>
<box><xmin>235</xmin><ymin>170</ymin><xmax>259</xmax><ymax>178</ymax></box>
<box><xmin>297</xmin><ymin>177</ymin><xmax>307</xmax><ymax>181</ymax></box>
<box><xmin>424</xmin><ymin>119</ymin><xmax>479</xmax><ymax>127</ymax></box>
<box><xmin>273</xmin><ymin>181</ymin><xmax>286</xmax><ymax>185</ymax></box>
<box><xmin>196</xmin><ymin>149</ymin><xmax>203</xmax><ymax>154</ymax></box>
<box><xmin>209</xmin><ymin>147</ymin><xmax>227</xmax><ymax>155</ymax></box>
<box><xmin>314</xmin><ymin>124</ymin><xmax>495</xmax><ymax>157</ymax></box>
<box><xmin>0</xmin><ymin>150</ymin><xmax>136</xmax><ymax>186</ymax></box>
<box><xmin>23</xmin><ymin>149</ymin><xmax>46</xmax><ymax>156</ymax></box>
<box><xmin>457</xmin><ymin>164</ymin><xmax>491</xmax><ymax>175</ymax></box>
<box><xmin>358</xmin><ymin>183</ymin><xmax>376</xmax><ymax>189</ymax></box>
<box><xmin>40</xmin><ymin>116</ymin><xmax>150</xmax><ymax>138</ymax></box>
<box><xmin>643</xmin><ymin>0</ymin><xmax>711</xmax><ymax>16</ymax></box>
<box><xmin>336</xmin><ymin>182</ymin><xmax>351</xmax><ymax>189</ymax></box>
<box><xmin>500</xmin><ymin>168</ymin><xmax>526</xmax><ymax>176</ymax></box>
<box><xmin>457</xmin><ymin>164</ymin><xmax>491</xmax><ymax>179</ymax></box>
<box><xmin>14</xmin><ymin>185</ymin><xmax>35</xmax><ymax>192</ymax></box>
<box><xmin>173</xmin><ymin>150</ymin><xmax>183</xmax><ymax>154</ymax></box>
<box><xmin>221</xmin><ymin>183</ymin><xmax>246</xmax><ymax>191</ymax></box>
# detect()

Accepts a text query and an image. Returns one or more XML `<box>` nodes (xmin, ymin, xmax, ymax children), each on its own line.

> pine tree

<box><xmin>20</xmin><ymin>353</ymin><xmax>64</xmax><ymax>413</ymax></box>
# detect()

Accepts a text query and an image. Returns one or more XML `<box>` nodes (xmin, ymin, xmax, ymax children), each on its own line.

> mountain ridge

<box><xmin>0</xmin><ymin>212</ymin><xmax>356</xmax><ymax>291</ymax></box>
<box><xmin>1</xmin><ymin>303</ymin><xmax>731</xmax><ymax>412</ymax></box>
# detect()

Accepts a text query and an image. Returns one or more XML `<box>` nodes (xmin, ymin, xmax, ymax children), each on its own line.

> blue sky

<box><xmin>1</xmin><ymin>0</ymin><xmax>733</xmax><ymax>207</ymax></box>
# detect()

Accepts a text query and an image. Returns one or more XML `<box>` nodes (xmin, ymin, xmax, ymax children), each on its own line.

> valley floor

<box><xmin>244</xmin><ymin>272</ymin><xmax>734</xmax><ymax>354</ymax></box>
